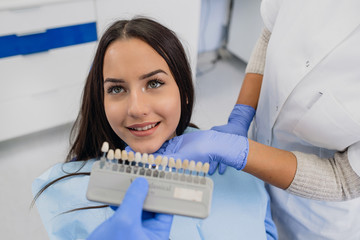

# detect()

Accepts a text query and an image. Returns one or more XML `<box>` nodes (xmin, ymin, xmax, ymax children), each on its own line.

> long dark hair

<box><xmin>67</xmin><ymin>17</ymin><xmax>194</xmax><ymax>162</ymax></box>
<box><xmin>31</xmin><ymin>17</ymin><xmax>195</xmax><ymax>211</ymax></box>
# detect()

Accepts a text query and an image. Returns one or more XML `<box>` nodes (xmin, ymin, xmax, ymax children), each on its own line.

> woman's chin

<box><xmin>128</xmin><ymin>144</ymin><xmax>162</xmax><ymax>154</ymax></box>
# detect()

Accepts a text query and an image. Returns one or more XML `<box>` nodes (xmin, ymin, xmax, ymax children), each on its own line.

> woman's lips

<box><xmin>127</xmin><ymin>122</ymin><xmax>160</xmax><ymax>137</ymax></box>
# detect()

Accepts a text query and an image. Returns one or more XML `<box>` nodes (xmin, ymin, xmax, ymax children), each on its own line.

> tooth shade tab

<box><xmin>114</xmin><ymin>149</ymin><xmax>121</xmax><ymax>160</ymax></box>
<box><xmin>107</xmin><ymin>149</ymin><xmax>114</xmax><ymax>160</ymax></box>
<box><xmin>135</xmin><ymin>152</ymin><xmax>141</xmax><ymax>163</ymax></box>
<box><xmin>155</xmin><ymin>156</ymin><xmax>162</xmax><ymax>166</ymax></box>
<box><xmin>121</xmin><ymin>150</ymin><xmax>128</xmax><ymax>161</ymax></box>
<box><xmin>148</xmin><ymin>154</ymin><xmax>155</xmax><ymax>165</ymax></box>
<box><xmin>189</xmin><ymin>160</ymin><xmax>196</xmax><ymax>171</ymax></box>
<box><xmin>168</xmin><ymin>157</ymin><xmax>175</xmax><ymax>169</ymax></box>
<box><xmin>101</xmin><ymin>142</ymin><xmax>109</xmax><ymax>153</ymax></box>
<box><xmin>175</xmin><ymin>159</ymin><xmax>182</xmax><ymax>170</ymax></box>
<box><xmin>182</xmin><ymin>159</ymin><xmax>189</xmax><ymax>170</ymax></box>
<box><xmin>202</xmin><ymin>163</ymin><xmax>210</xmax><ymax>174</ymax></box>
<box><xmin>161</xmin><ymin>157</ymin><xmax>168</xmax><ymax>169</ymax></box>
<box><xmin>195</xmin><ymin>162</ymin><xmax>203</xmax><ymax>172</ymax></box>
<box><xmin>141</xmin><ymin>153</ymin><xmax>148</xmax><ymax>164</ymax></box>
<box><xmin>128</xmin><ymin>151</ymin><xmax>135</xmax><ymax>162</ymax></box>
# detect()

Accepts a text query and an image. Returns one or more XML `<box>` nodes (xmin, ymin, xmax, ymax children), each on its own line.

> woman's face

<box><xmin>103</xmin><ymin>38</ymin><xmax>181</xmax><ymax>153</ymax></box>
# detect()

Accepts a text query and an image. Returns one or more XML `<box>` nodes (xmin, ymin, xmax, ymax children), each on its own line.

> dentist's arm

<box><xmin>162</xmin><ymin>130</ymin><xmax>296</xmax><ymax>189</ymax></box>
<box><xmin>210</xmin><ymin>28</ymin><xmax>269</xmax><ymax>174</ymax></box>
<box><xmin>87</xmin><ymin>177</ymin><xmax>173</xmax><ymax>240</ymax></box>
<box><xmin>163</xmin><ymin>130</ymin><xmax>360</xmax><ymax>201</ymax></box>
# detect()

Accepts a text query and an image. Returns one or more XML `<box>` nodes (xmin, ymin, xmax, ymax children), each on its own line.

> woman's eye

<box><xmin>107</xmin><ymin>86</ymin><xmax>124</xmax><ymax>94</ymax></box>
<box><xmin>148</xmin><ymin>79</ymin><xmax>164</xmax><ymax>89</ymax></box>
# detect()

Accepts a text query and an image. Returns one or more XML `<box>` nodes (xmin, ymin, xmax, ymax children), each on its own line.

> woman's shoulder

<box><xmin>32</xmin><ymin>159</ymin><xmax>111</xmax><ymax>239</ymax></box>
<box><xmin>184</xmin><ymin>126</ymin><xmax>199</xmax><ymax>133</ymax></box>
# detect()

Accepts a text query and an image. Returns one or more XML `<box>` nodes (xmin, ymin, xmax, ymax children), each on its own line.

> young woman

<box><xmin>32</xmin><ymin>17</ymin><xmax>277</xmax><ymax>240</ymax></box>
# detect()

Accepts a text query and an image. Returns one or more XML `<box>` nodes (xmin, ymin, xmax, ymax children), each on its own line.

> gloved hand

<box><xmin>211</xmin><ymin>104</ymin><xmax>255</xmax><ymax>137</ymax></box>
<box><xmin>87</xmin><ymin>177</ymin><xmax>173</xmax><ymax>240</ymax></box>
<box><xmin>210</xmin><ymin>104</ymin><xmax>255</xmax><ymax>174</ymax></box>
<box><xmin>161</xmin><ymin>130</ymin><xmax>249</xmax><ymax>175</ymax></box>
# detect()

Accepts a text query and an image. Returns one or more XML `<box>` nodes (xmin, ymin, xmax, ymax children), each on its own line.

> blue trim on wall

<box><xmin>0</xmin><ymin>22</ymin><xmax>97</xmax><ymax>58</ymax></box>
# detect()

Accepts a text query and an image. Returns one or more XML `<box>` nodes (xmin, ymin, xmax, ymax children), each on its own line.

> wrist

<box><xmin>229</xmin><ymin>104</ymin><xmax>256</xmax><ymax>130</ymax></box>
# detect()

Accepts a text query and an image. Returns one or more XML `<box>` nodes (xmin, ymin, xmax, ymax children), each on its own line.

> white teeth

<box><xmin>131</xmin><ymin>123</ymin><xmax>157</xmax><ymax>131</ymax></box>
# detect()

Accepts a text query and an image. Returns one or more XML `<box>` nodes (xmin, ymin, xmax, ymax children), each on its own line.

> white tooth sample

<box><xmin>121</xmin><ymin>150</ymin><xmax>128</xmax><ymax>161</ymax></box>
<box><xmin>135</xmin><ymin>152</ymin><xmax>141</xmax><ymax>164</ymax></box>
<box><xmin>202</xmin><ymin>163</ymin><xmax>210</xmax><ymax>175</ymax></box>
<box><xmin>107</xmin><ymin>149</ymin><xmax>114</xmax><ymax>160</ymax></box>
<box><xmin>101</xmin><ymin>142</ymin><xmax>109</xmax><ymax>153</ymax></box>
<box><xmin>182</xmin><ymin>159</ymin><xmax>189</xmax><ymax>170</ymax></box>
<box><xmin>175</xmin><ymin>159</ymin><xmax>182</xmax><ymax>172</ymax></box>
<box><xmin>195</xmin><ymin>162</ymin><xmax>203</xmax><ymax>172</ymax></box>
<box><xmin>161</xmin><ymin>156</ymin><xmax>168</xmax><ymax>170</ymax></box>
<box><xmin>114</xmin><ymin>149</ymin><xmax>121</xmax><ymax>160</ymax></box>
<box><xmin>148</xmin><ymin>154</ymin><xmax>155</xmax><ymax>166</ymax></box>
<box><xmin>155</xmin><ymin>155</ymin><xmax>162</xmax><ymax>167</ymax></box>
<box><xmin>189</xmin><ymin>160</ymin><xmax>196</xmax><ymax>172</ymax></box>
<box><xmin>141</xmin><ymin>153</ymin><xmax>148</xmax><ymax>165</ymax></box>
<box><xmin>168</xmin><ymin>157</ymin><xmax>175</xmax><ymax>171</ymax></box>
<box><xmin>128</xmin><ymin>151</ymin><xmax>135</xmax><ymax>163</ymax></box>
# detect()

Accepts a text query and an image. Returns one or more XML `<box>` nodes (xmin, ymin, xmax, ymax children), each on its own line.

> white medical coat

<box><xmin>255</xmin><ymin>0</ymin><xmax>360</xmax><ymax>239</ymax></box>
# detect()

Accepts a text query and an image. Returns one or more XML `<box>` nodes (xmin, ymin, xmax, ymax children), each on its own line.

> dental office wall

<box><xmin>0</xmin><ymin>0</ymin><xmax>262</xmax><ymax>239</ymax></box>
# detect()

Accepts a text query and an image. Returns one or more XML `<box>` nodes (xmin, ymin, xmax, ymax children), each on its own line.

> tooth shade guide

<box><xmin>99</xmin><ymin>147</ymin><xmax>211</xmax><ymax>178</ymax></box>
<box><xmin>88</xmin><ymin>158</ymin><xmax>214</xmax><ymax>219</ymax></box>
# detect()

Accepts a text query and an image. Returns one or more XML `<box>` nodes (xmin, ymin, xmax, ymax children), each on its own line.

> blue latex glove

<box><xmin>87</xmin><ymin>177</ymin><xmax>173</xmax><ymax>240</ymax></box>
<box><xmin>211</xmin><ymin>104</ymin><xmax>255</xmax><ymax>174</ymax></box>
<box><xmin>211</xmin><ymin>104</ymin><xmax>255</xmax><ymax>136</ymax></box>
<box><xmin>161</xmin><ymin>130</ymin><xmax>249</xmax><ymax>175</ymax></box>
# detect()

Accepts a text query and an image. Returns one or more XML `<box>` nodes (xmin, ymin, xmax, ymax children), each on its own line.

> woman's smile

<box><xmin>127</xmin><ymin>121</ymin><xmax>160</xmax><ymax>137</ymax></box>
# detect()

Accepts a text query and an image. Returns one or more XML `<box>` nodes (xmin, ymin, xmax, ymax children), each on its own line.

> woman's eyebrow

<box><xmin>104</xmin><ymin>78</ymin><xmax>125</xmax><ymax>84</ymax></box>
<box><xmin>104</xmin><ymin>69</ymin><xmax>167</xmax><ymax>83</ymax></box>
<box><xmin>140</xmin><ymin>69</ymin><xmax>167</xmax><ymax>79</ymax></box>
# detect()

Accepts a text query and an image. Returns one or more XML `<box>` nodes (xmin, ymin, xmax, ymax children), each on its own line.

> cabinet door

<box><xmin>227</xmin><ymin>0</ymin><xmax>263</xmax><ymax>63</ymax></box>
<box><xmin>0</xmin><ymin>0</ymin><xmax>97</xmax><ymax>141</ymax></box>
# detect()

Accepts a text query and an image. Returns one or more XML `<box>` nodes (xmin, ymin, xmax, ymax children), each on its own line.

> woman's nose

<box><xmin>127</xmin><ymin>90</ymin><xmax>150</xmax><ymax>117</ymax></box>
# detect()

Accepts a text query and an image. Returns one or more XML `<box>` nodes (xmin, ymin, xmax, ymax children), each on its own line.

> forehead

<box><xmin>103</xmin><ymin>38</ymin><xmax>170</xmax><ymax>76</ymax></box>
